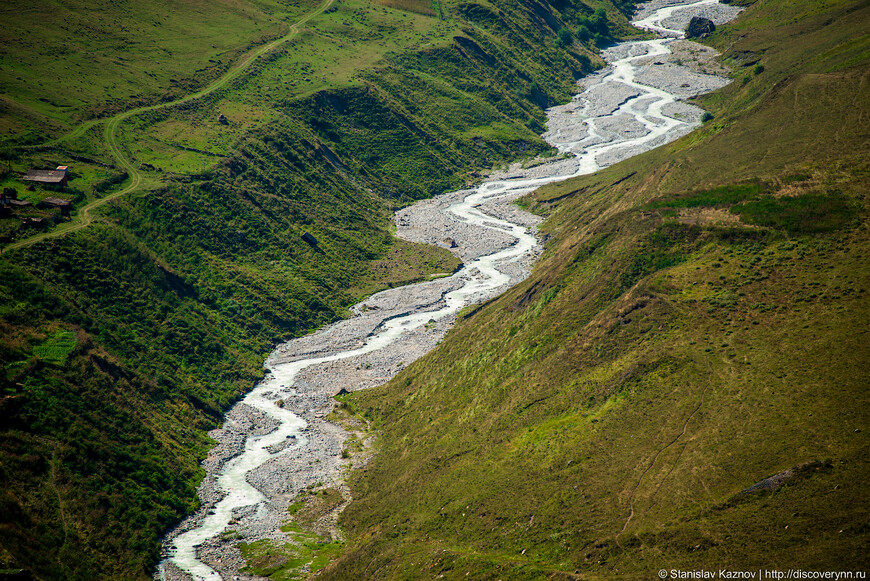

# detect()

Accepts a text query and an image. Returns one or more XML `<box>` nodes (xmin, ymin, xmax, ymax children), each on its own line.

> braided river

<box><xmin>158</xmin><ymin>1</ymin><xmax>741</xmax><ymax>578</ymax></box>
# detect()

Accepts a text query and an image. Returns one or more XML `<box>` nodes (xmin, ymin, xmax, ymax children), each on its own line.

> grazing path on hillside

<box><xmin>156</xmin><ymin>2</ymin><xmax>742</xmax><ymax>579</ymax></box>
<box><xmin>618</xmin><ymin>364</ymin><xmax>713</xmax><ymax>540</ymax></box>
<box><xmin>1</xmin><ymin>0</ymin><xmax>335</xmax><ymax>256</ymax></box>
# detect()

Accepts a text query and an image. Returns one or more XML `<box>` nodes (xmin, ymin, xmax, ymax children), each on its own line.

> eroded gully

<box><xmin>157</xmin><ymin>1</ymin><xmax>742</xmax><ymax>578</ymax></box>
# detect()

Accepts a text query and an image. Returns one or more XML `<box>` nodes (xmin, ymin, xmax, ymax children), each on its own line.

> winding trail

<box><xmin>157</xmin><ymin>2</ymin><xmax>743</xmax><ymax>580</ymax></box>
<box><xmin>1</xmin><ymin>0</ymin><xmax>334</xmax><ymax>256</ymax></box>
<box><xmin>618</xmin><ymin>365</ymin><xmax>713</xmax><ymax>538</ymax></box>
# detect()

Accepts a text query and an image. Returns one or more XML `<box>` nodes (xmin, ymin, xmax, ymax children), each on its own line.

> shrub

<box><xmin>731</xmin><ymin>191</ymin><xmax>854</xmax><ymax>234</ymax></box>
<box><xmin>591</xmin><ymin>8</ymin><xmax>610</xmax><ymax>34</ymax></box>
<box><xmin>647</xmin><ymin>182</ymin><xmax>763</xmax><ymax>209</ymax></box>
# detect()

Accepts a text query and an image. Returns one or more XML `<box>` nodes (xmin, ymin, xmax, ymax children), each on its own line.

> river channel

<box><xmin>157</xmin><ymin>1</ymin><xmax>742</xmax><ymax>578</ymax></box>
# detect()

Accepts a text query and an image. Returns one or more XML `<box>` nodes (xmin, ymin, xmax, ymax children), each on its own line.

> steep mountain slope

<box><xmin>331</xmin><ymin>0</ymin><xmax>870</xmax><ymax>577</ymax></box>
<box><xmin>0</xmin><ymin>0</ymin><xmax>644</xmax><ymax>578</ymax></box>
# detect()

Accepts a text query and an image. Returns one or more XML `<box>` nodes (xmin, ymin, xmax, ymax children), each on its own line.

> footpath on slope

<box><xmin>0</xmin><ymin>0</ymin><xmax>335</xmax><ymax>256</ymax></box>
<box><xmin>156</xmin><ymin>1</ymin><xmax>743</xmax><ymax>580</ymax></box>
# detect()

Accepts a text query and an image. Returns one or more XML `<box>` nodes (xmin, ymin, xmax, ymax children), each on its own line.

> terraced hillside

<box><xmin>0</xmin><ymin>0</ymin><xmax>644</xmax><ymax>578</ymax></box>
<box><xmin>329</xmin><ymin>0</ymin><xmax>870</xmax><ymax>577</ymax></box>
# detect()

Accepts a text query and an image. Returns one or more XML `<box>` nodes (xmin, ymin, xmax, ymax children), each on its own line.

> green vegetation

<box><xmin>31</xmin><ymin>328</ymin><xmax>77</xmax><ymax>366</ymax></box>
<box><xmin>326</xmin><ymin>0</ymin><xmax>870</xmax><ymax>578</ymax></box>
<box><xmin>240</xmin><ymin>537</ymin><xmax>343</xmax><ymax>580</ymax></box>
<box><xmin>731</xmin><ymin>191</ymin><xmax>856</xmax><ymax>235</ymax></box>
<box><xmin>577</xmin><ymin>8</ymin><xmax>613</xmax><ymax>46</ymax></box>
<box><xmin>239</xmin><ymin>487</ymin><xmax>346</xmax><ymax>580</ymax></box>
<box><xmin>0</xmin><ymin>0</ymin><xmax>321</xmax><ymax>139</ymax></box>
<box><xmin>0</xmin><ymin>0</ymin><xmax>643</xmax><ymax>578</ymax></box>
<box><xmin>647</xmin><ymin>182</ymin><xmax>765</xmax><ymax>209</ymax></box>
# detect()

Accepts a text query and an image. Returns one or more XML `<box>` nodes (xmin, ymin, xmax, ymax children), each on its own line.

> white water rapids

<box><xmin>158</xmin><ymin>1</ymin><xmax>740</xmax><ymax>578</ymax></box>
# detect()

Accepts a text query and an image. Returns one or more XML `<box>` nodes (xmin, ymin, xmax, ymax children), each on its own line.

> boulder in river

<box><xmin>686</xmin><ymin>16</ymin><xmax>715</xmax><ymax>38</ymax></box>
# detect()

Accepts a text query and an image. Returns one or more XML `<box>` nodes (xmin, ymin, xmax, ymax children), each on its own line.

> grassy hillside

<box><xmin>0</xmin><ymin>0</ymin><xmax>645</xmax><ymax>578</ymax></box>
<box><xmin>330</xmin><ymin>0</ymin><xmax>870</xmax><ymax>578</ymax></box>
<box><xmin>0</xmin><ymin>0</ymin><xmax>331</xmax><ymax>138</ymax></box>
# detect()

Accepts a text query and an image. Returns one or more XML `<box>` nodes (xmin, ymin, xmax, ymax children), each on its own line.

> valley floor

<box><xmin>158</xmin><ymin>1</ymin><xmax>753</xmax><ymax>579</ymax></box>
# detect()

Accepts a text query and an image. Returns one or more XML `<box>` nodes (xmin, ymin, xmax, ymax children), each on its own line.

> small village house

<box><xmin>38</xmin><ymin>196</ymin><xmax>72</xmax><ymax>216</ymax></box>
<box><xmin>1</xmin><ymin>191</ymin><xmax>31</xmax><ymax>214</ymax></box>
<box><xmin>21</xmin><ymin>165</ymin><xmax>69</xmax><ymax>189</ymax></box>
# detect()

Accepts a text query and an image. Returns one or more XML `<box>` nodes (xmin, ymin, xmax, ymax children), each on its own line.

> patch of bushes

<box><xmin>92</xmin><ymin>171</ymin><xmax>129</xmax><ymax>194</ymax></box>
<box><xmin>647</xmin><ymin>182</ymin><xmax>765</xmax><ymax>209</ymax></box>
<box><xmin>731</xmin><ymin>191</ymin><xmax>856</xmax><ymax>234</ymax></box>
<box><xmin>32</xmin><ymin>328</ymin><xmax>77</xmax><ymax>366</ymax></box>
<box><xmin>618</xmin><ymin>223</ymin><xmax>699</xmax><ymax>291</ymax></box>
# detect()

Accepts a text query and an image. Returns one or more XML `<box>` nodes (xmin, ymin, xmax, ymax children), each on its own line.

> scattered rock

<box><xmin>302</xmin><ymin>232</ymin><xmax>318</xmax><ymax>247</ymax></box>
<box><xmin>217</xmin><ymin>113</ymin><xmax>228</xmax><ymax>125</ymax></box>
<box><xmin>686</xmin><ymin>16</ymin><xmax>715</xmax><ymax>38</ymax></box>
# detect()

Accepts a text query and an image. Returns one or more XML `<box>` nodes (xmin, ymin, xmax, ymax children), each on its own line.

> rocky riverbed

<box><xmin>156</xmin><ymin>2</ymin><xmax>742</xmax><ymax>579</ymax></box>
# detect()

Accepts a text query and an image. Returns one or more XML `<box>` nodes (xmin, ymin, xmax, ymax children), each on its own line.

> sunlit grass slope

<box><xmin>0</xmin><ymin>0</ymin><xmax>320</xmax><ymax>138</ymax></box>
<box><xmin>332</xmin><ymin>0</ymin><xmax>870</xmax><ymax>578</ymax></box>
